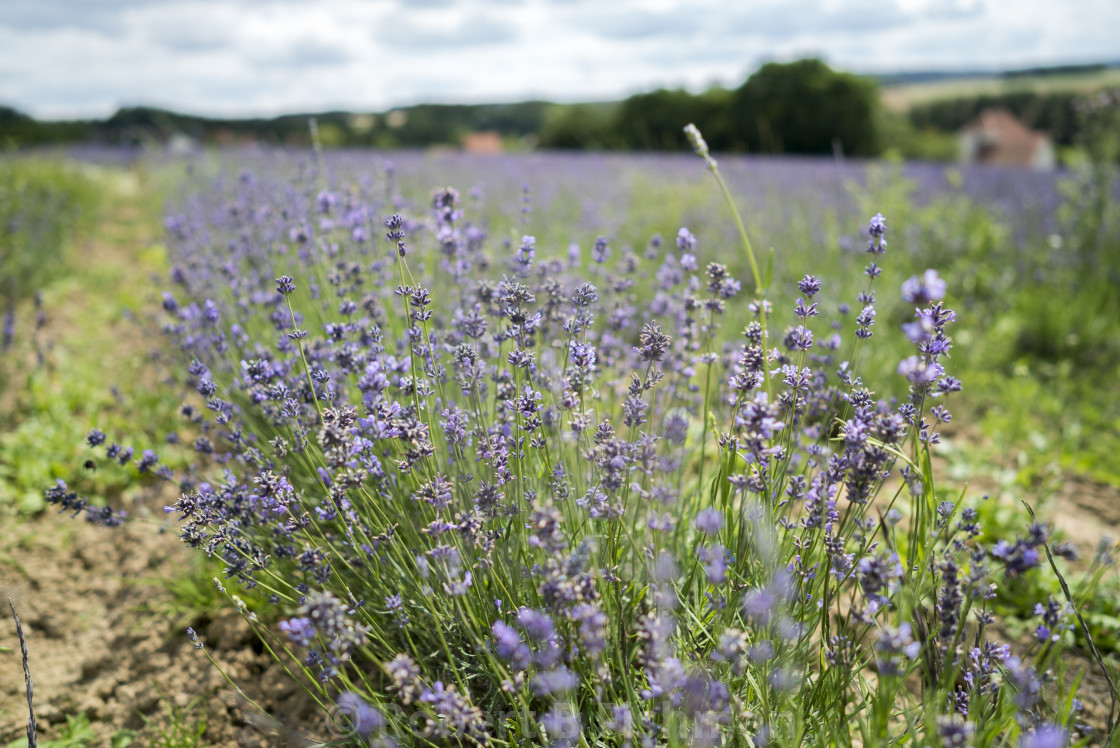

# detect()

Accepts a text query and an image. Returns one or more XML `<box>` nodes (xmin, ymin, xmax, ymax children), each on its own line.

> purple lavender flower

<box><xmin>1</xmin><ymin>307</ymin><xmax>13</xmax><ymax>350</ymax></box>
<box><xmin>571</xmin><ymin>603</ymin><xmax>608</xmax><ymax>657</ymax></box>
<box><xmin>742</xmin><ymin>587</ymin><xmax>777</xmax><ymax>625</ymax></box>
<box><xmin>784</xmin><ymin>325</ymin><xmax>813</xmax><ymax>351</ymax></box>
<box><xmin>663</xmin><ymin>408</ymin><xmax>690</xmax><ymax>445</ymax></box>
<box><xmin>571</xmin><ymin>282</ymin><xmax>599</xmax><ymax>307</ymax></box>
<box><xmin>621</xmin><ymin>395</ymin><xmax>648</xmax><ymax>427</ymax></box>
<box><xmin>873</xmin><ymin>623</ymin><xmax>921</xmax><ymax>676</ymax></box>
<box><xmin>855</xmin><ymin>305</ymin><xmax>876</xmax><ymax>339</ymax></box>
<box><xmin>517</xmin><ymin>235</ymin><xmax>536</xmax><ymax>268</ymax></box>
<box><xmin>898</xmin><ymin>356</ymin><xmax>944</xmax><ymax>385</ymax></box>
<box><xmin>335</xmin><ymin>692</ymin><xmax>384</xmax><ymax>738</ymax></box>
<box><xmin>1004</xmin><ymin>655</ymin><xmax>1043</xmax><ymax>713</ymax></box>
<box><xmin>699</xmin><ymin>545</ymin><xmax>728</xmax><ymax>584</ymax></box>
<box><xmin>990</xmin><ymin>532</ymin><xmax>1044</xmax><ymax>578</ymax></box>
<box><xmin>636</xmin><ymin>322</ymin><xmax>671</xmax><ymax>362</ymax></box>
<box><xmin>414</xmin><ymin>474</ymin><xmax>454</xmax><ymax>511</ymax></box>
<box><xmin>281</xmin><ymin>590</ymin><xmax>369</xmax><ymax>677</ymax></box>
<box><xmin>734</xmin><ymin>391</ymin><xmax>784</xmax><ymax>443</ymax></box>
<box><xmin>1019</xmin><ymin>724</ymin><xmax>1067</xmax><ymax>748</ymax></box>
<box><xmin>384</xmin><ymin>654</ymin><xmax>421</xmax><ymax>704</ymax></box>
<box><xmin>592</xmin><ymin>236</ymin><xmax>610</xmax><ymax>263</ymax></box>
<box><xmin>866</xmin><ymin>212</ymin><xmax>887</xmax><ymax>254</ymax></box>
<box><xmin>695</xmin><ymin>508</ymin><xmax>722</xmax><ymax>535</ymax></box>
<box><xmin>279</xmin><ymin>616</ymin><xmax>316</xmax><ymax>647</ymax></box>
<box><xmin>275</xmin><ymin>275</ymin><xmax>295</xmax><ymax>295</ymax></box>
<box><xmin>384</xmin><ymin>214</ymin><xmax>407</xmax><ymax>256</ymax></box>
<box><xmin>418</xmin><ymin>681</ymin><xmax>487</xmax><ymax>740</ymax></box>
<box><xmin>44</xmin><ymin>479</ymin><xmax>86</xmax><ymax>515</ymax></box>
<box><xmin>715</xmin><ymin>628</ymin><xmax>750</xmax><ymax>674</ymax></box>
<box><xmin>901</xmin><ymin>269</ymin><xmax>947</xmax><ymax>306</ymax></box>
<box><xmin>385</xmin><ymin>594</ymin><xmax>409</xmax><ymax>627</ymax></box>
<box><xmin>540</xmin><ymin>704</ymin><xmax>580</xmax><ymax>748</ymax></box>
<box><xmin>857</xmin><ymin>551</ymin><xmax>902</xmax><ymax>606</ymax></box>
<box><xmin>797</xmin><ymin>274</ymin><xmax>822</xmax><ymax>297</ymax></box>
<box><xmin>794</xmin><ymin>297</ymin><xmax>818</xmax><ymax>319</ymax></box>
<box><xmin>518</xmin><ymin>608</ymin><xmax>561</xmax><ymax>667</ymax></box>
<box><xmin>936</xmin><ymin>716</ymin><xmax>974</xmax><ymax>747</ymax></box>
<box><xmin>531</xmin><ymin>667</ymin><xmax>577</xmax><ymax>696</ymax></box>
<box><xmin>605</xmin><ymin>705</ymin><xmax>633</xmax><ymax>739</ymax></box>
<box><xmin>492</xmin><ymin>621</ymin><xmax>531</xmax><ymax>671</ymax></box>
<box><xmin>705</xmin><ymin>262</ymin><xmax>740</xmax><ymax>300</ymax></box>
<box><xmin>676</xmin><ymin>227</ymin><xmax>697</xmax><ymax>252</ymax></box>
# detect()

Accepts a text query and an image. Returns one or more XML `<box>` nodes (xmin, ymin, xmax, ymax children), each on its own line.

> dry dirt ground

<box><xmin>0</xmin><ymin>512</ymin><xmax>324</xmax><ymax>747</ymax></box>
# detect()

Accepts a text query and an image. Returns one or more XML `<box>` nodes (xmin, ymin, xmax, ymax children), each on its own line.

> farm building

<box><xmin>958</xmin><ymin>108</ymin><xmax>1056</xmax><ymax>170</ymax></box>
<box><xmin>461</xmin><ymin>130</ymin><xmax>504</xmax><ymax>154</ymax></box>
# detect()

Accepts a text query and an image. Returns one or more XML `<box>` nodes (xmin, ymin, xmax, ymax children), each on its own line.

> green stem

<box><xmin>709</xmin><ymin>165</ymin><xmax>764</xmax><ymax>296</ymax></box>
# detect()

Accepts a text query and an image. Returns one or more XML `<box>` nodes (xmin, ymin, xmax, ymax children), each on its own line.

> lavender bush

<box><xmin>50</xmin><ymin>128</ymin><xmax>1112</xmax><ymax>746</ymax></box>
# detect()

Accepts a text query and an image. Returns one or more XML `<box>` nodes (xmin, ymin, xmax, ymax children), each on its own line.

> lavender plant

<box><xmin>49</xmin><ymin>130</ymin><xmax>1111</xmax><ymax>746</ymax></box>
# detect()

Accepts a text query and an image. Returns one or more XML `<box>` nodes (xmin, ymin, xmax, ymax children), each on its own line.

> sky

<box><xmin>2</xmin><ymin>0</ymin><xmax>1119</xmax><ymax>120</ymax></box>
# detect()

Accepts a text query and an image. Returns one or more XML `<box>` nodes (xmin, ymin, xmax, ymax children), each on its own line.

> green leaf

<box><xmin>110</xmin><ymin>730</ymin><xmax>137</xmax><ymax>748</ymax></box>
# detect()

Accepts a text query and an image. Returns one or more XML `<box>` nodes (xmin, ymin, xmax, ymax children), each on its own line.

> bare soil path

<box><xmin>0</xmin><ymin>171</ymin><xmax>320</xmax><ymax>747</ymax></box>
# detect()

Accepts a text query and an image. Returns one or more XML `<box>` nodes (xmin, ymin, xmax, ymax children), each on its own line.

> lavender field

<box><xmin>2</xmin><ymin>141</ymin><xmax>1119</xmax><ymax>747</ymax></box>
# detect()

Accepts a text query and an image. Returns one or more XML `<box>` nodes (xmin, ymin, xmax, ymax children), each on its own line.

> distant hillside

<box><xmin>874</xmin><ymin>70</ymin><xmax>993</xmax><ymax>87</ymax></box>
<box><xmin>0</xmin><ymin>101</ymin><xmax>559</xmax><ymax>150</ymax></box>
<box><xmin>881</xmin><ymin>62</ymin><xmax>1120</xmax><ymax>112</ymax></box>
<box><xmin>874</xmin><ymin>62</ymin><xmax>1115</xmax><ymax>88</ymax></box>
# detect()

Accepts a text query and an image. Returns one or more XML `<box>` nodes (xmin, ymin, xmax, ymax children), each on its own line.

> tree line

<box><xmin>1</xmin><ymin>59</ymin><xmax>1111</xmax><ymax>158</ymax></box>
<box><xmin>541</xmin><ymin>59</ymin><xmax>880</xmax><ymax>156</ymax></box>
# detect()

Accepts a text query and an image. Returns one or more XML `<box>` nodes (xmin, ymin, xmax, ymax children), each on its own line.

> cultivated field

<box><xmin>881</xmin><ymin>67</ymin><xmax>1120</xmax><ymax>111</ymax></box>
<box><xmin>1</xmin><ymin>142</ymin><xmax>1119</xmax><ymax>747</ymax></box>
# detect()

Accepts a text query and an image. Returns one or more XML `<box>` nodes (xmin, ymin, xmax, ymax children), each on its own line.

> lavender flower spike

<box><xmin>684</xmin><ymin>123</ymin><xmax>717</xmax><ymax>168</ymax></box>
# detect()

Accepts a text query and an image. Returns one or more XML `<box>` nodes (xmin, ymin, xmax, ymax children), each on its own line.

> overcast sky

<box><xmin>3</xmin><ymin>0</ymin><xmax>1119</xmax><ymax>119</ymax></box>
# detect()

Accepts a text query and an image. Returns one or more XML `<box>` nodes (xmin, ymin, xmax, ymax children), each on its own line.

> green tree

<box><xmin>538</xmin><ymin>103</ymin><xmax>621</xmax><ymax>150</ymax></box>
<box><xmin>611</xmin><ymin>87</ymin><xmax>732</xmax><ymax>151</ymax></box>
<box><xmin>728</xmin><ymin>59</ymin><xmax>881</xmax><ymax>156</ymax></box>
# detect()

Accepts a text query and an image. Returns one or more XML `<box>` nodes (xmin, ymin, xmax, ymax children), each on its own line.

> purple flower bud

<box><xmin>1019</xmin><ymin>725</ymin><xmax>1067</xmax><ymax>748</ymax></box>
<box><xmin>491</xmin><ymin>621</ymin><xmax>531</xmax><ymax>671</ymax></box>
<box><xmin>676</xmin><ymin>227</ymin><xmax>697</xmax><ymax>252</ymax></box>
<box><xmin>695</xmin><ymin>508</ymin><xmax>723</xmax><ymax>535</ymax></box>
<box><xmin>335</xmin><ymin>692</ymin><xmax>384</xmax><ymax>737</ymax></box>
<box><xmin>901</xmin><ymin>269</ymin><xmax>947</xmax><ymax>306</ymax></box>
<box><xmin>797</xmin><ymin>274</ymin><xmax>822</xmax><ymax>297</ymax></box>
<box><xmin>898</xmin><ymin>356</ymin><xmax>944</xmax><ymax>385</ymax></box>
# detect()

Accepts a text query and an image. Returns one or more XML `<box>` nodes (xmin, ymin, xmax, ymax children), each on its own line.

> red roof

<box><xmin>961</xmin><ymin>108</ymin><xmax>1050</xmax><ymax>167</ymax></box>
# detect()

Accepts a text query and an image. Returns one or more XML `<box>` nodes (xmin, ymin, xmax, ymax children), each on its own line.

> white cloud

<box><xmin>1</xmin><ymin>0</ymin><xmax>1117</xmax><ymax>118</ymax></box>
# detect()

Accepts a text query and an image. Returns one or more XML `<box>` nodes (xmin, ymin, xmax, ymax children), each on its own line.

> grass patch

<box><xmin>0</xmin><ymin>163</ymin><xmax>186</xmax><ymax>514</ymax></box>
